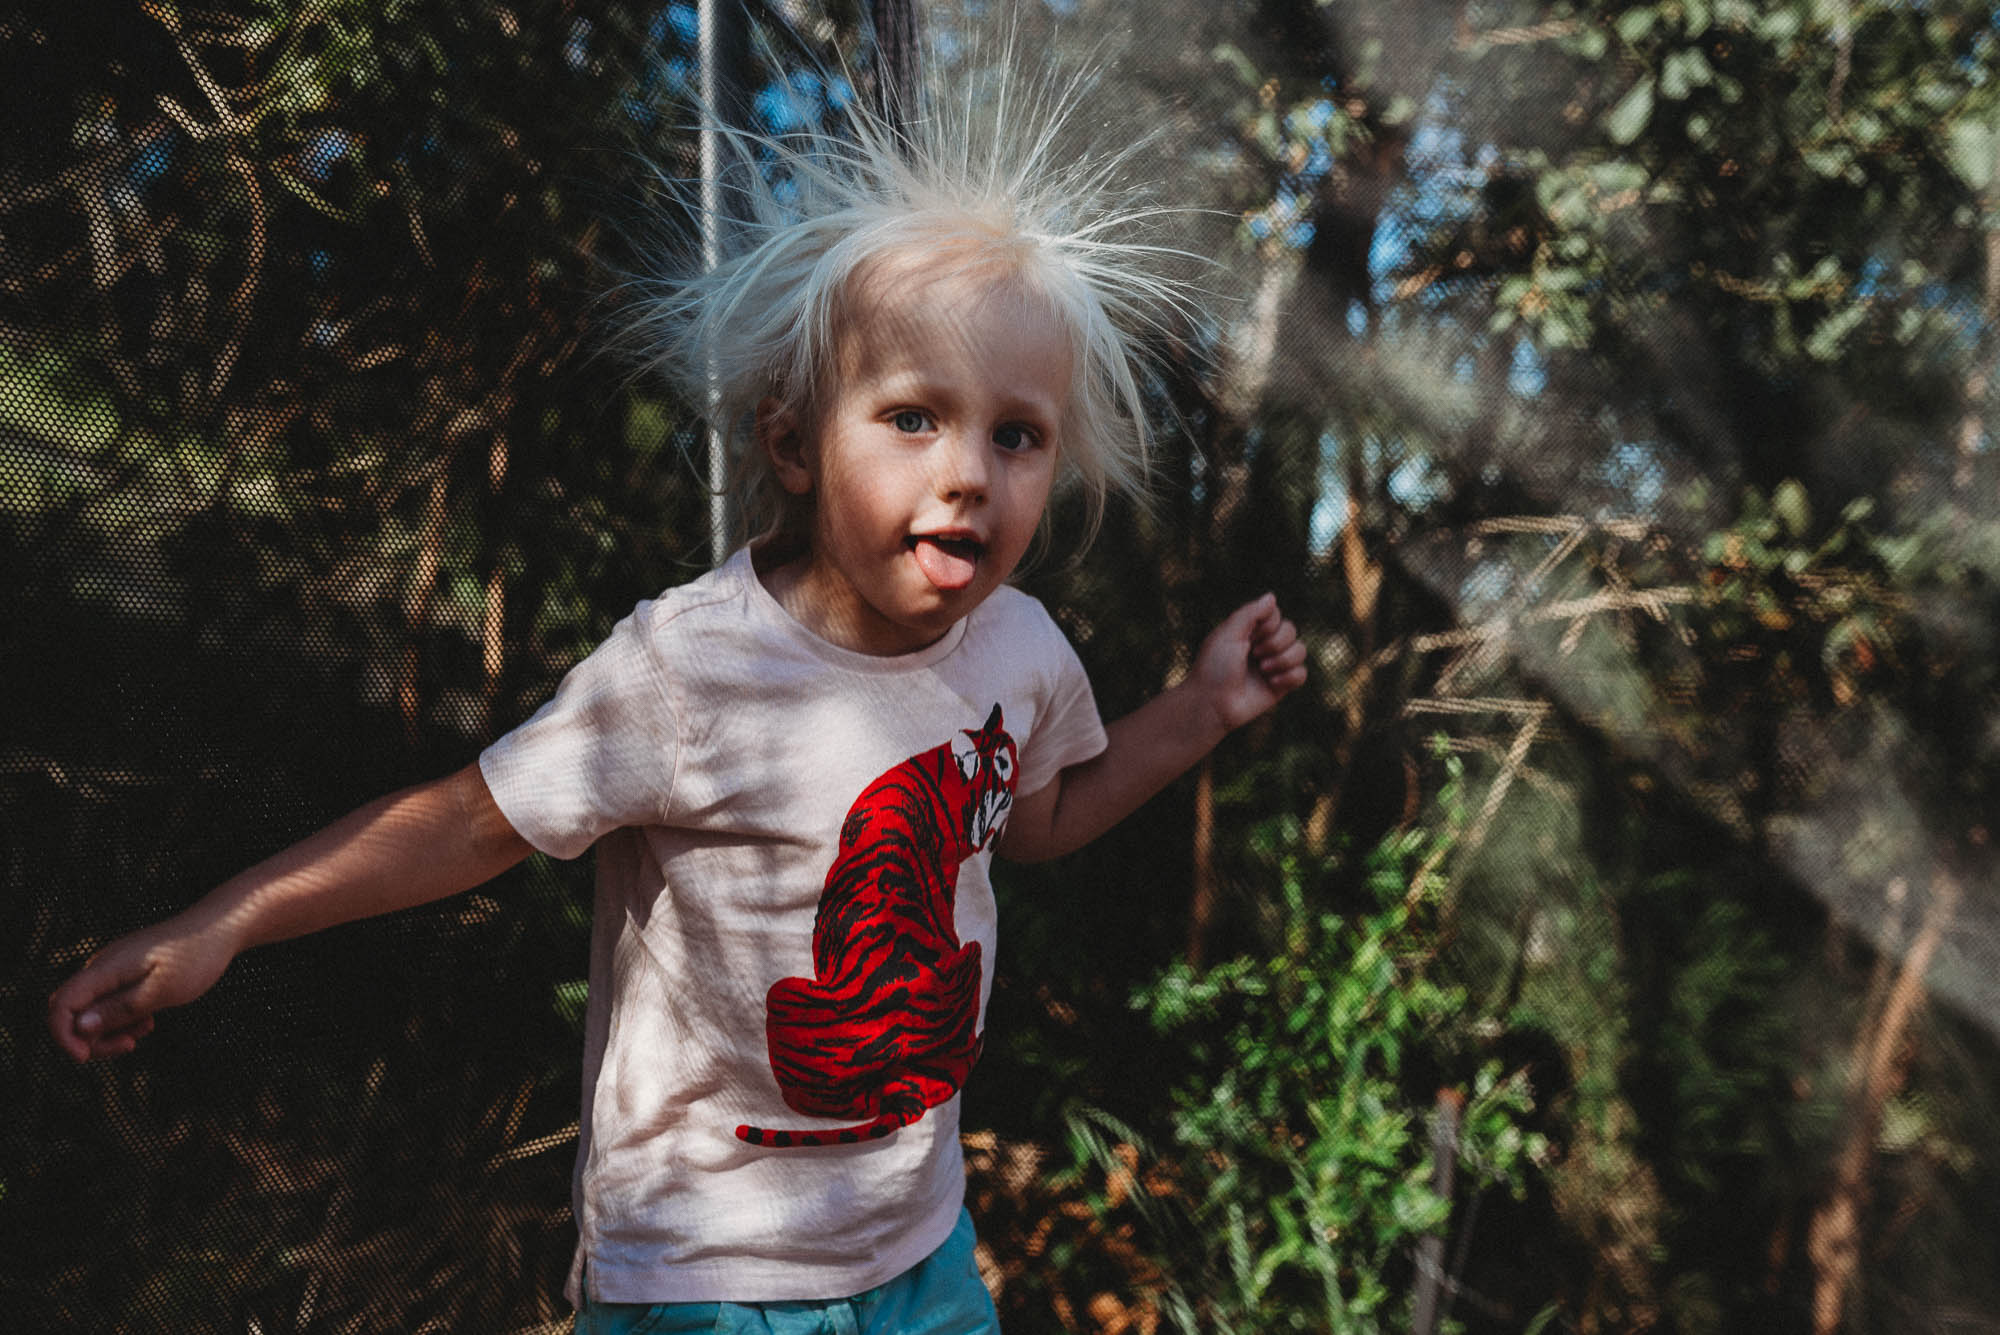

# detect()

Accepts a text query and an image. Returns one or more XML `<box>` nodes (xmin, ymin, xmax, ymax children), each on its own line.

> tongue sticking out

<box><xmin>911</xmin><ymin>536</ymin><xmax>979</xmax><ymax>591</ymax></box>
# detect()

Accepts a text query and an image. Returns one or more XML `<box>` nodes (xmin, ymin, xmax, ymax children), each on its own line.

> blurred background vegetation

<box><xmin>5</xmin><ymin>1</ymin><xmax>1999</xmax><ymax>1332</ymax></box>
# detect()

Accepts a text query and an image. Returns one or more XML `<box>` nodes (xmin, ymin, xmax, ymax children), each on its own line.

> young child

<box><xmin>48</xmin><ymin>74</ymin><xmax>1306</xmax><ymax>1333</ymax></box>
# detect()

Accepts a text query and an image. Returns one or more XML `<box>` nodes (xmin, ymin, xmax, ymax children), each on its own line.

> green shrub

<box><xmin>1083</xmin><ymin>758</ymin><xmax>1546</xmax><ymax>1333</ymax></box>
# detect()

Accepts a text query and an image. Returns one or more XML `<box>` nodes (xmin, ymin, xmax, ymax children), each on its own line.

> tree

<box><xmin>963</xmin><ymin>0</ymin><xmax>2000</xmax><ymax>1328</ymax></box>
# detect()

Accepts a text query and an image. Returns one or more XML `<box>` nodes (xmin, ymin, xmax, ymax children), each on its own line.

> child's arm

<box><xmin>999</xmin><ymin>594</ymin><xmax>1308</xmax><ymax>863</ymax></box>
<box><xmin>47</xmin><ymin>763</ymin><xmax>533</xmax><ymax>1063</ymax></box>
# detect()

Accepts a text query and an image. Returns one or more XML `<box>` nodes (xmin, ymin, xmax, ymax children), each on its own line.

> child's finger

<box><xmin>1266</xmin><ymin>663</ymin><xmax>1309</xmax><ymax>692</ymax></box>
<box><xmin>49</xmin><ymin>962</ymin><xmax>147</xmax><ymax>1061</ymax></box>
<box><xmin>1251</xmin><ymin>615</ymin><xmax>1300</xmax><ymax>655</ymax></box>
<box><xmin>78</xmin><ymin>1018</ymin><xmax>144</xmax><ymax>1061</ymax></box>
<box><xmin>48</xmin><ymin>1010</ymin><xmax>87</xmax><ymax>1064</ymax></box>
<box><xmin>48</xmin><ymin>978</ymin><xmax>101</xmax><ymax>1062</ymax></box>
<box><xmin>1258</xmin><ymin>637</ymin><xmax>1308</xmax><ymax>674</ymax></box>
<box><xmin>1258</xmin><ymin>644</ymin><xmax>1309</xmax><ymax>693</ymax></box>
<box><xmin>77</xmin><ymin>981</ymin><xmax>156</xmax><ymax>1039</ymax></box>
<box><xmin>86</xmin><ymin>1007</ymin><xmax>154</xmax><ymax>1047</ymax></box>
<box><xmin>89</xmin><ymin>1016</ymin><xmax>154</xmax><ymax>1060</ymax></box>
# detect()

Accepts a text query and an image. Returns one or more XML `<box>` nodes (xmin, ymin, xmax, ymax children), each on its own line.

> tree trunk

<box><xmin>869</xmin><ymin>0</ymin><xmax>922</xmax><ymax>150</ymax></box>
<box><xmin>1955</xmin><ymin>224</ymin><xmax>2000</xmax><ymax>494</ymax></box>
<box><xmin>480</xmin><ymin>427</ymin><xmax>509</xmax><ymax>730</ymax></box>
<box><xmin>399</xmin><ymin>469</ymin><xmax>450</xmax><ymax>748</ymax></box>
<box><xmin>1805</xmin><ymin>868</ymin><xmax>1961</xmax><ymax>1335</ymax></box>
<box><xmin>1306</xmin><ymin>482</ymin><xmax>1382</xmax><ymax>851</ymax></box>
<box><xmin>1184</xmin><ymin>255</ymin><xmax>1291</xmax><ymax>966</ymax></box>
<box><xmin>1185</xmin><ymin>759</ymin><xmax>1218</xmax><ymax>968</ymax></box>
<box><xmin>1411</xmin><ymin>1087</ymin><xmax>1465</xmax><ymax>1335</ymax></box>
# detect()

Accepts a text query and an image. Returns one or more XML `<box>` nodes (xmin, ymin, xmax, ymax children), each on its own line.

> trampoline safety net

<box><xmin>6</xmin><ymin>2</ymin><xmax>2000</xmax><ymax>1333</ymax></box>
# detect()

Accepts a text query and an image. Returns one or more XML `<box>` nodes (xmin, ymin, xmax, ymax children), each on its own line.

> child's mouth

<box><xmin>908</xmin><ymin>534</ymin><xmax>983</xmax><ymax>592</ymax></box>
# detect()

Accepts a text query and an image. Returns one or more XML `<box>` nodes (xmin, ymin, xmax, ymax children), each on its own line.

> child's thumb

<box><xmin>1224</xmin><ymin>592</ymin><xmax>1279</xmax><ymax>633</ymax></box>
<box><xmin>79</xmin><ymin>997</ymin><xmax>132</xmax><ymax>1033</ymax></box>
<box><xmin>71</xmin><ymin>961</ymin><xmax>159</xmax><ymax>1034</ymax></box>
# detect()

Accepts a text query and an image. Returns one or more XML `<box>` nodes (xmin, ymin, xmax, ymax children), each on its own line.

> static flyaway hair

<box><xmin>622</xmin><ymin>58</ymin><xmax>1201</xmax><ymax>546</ymax></box>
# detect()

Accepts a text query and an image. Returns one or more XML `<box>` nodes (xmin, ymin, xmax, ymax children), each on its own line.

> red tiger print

<box><xmin>735</xmin><ymin>704</ymin><xmax>1017</xmax><ymax>1148</ymax></box>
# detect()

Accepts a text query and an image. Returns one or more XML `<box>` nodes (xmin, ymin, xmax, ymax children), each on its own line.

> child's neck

<box><xmin>755</xmin><ymin>549</ymin><xmax>959</xmax><ymax>658</ymax></box>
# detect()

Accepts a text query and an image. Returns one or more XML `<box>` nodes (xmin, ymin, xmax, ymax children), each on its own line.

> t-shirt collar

<box><xmin>729</xmin><ymin>546</ymin><xmax>969</xmax><ymax>673</ymax></box>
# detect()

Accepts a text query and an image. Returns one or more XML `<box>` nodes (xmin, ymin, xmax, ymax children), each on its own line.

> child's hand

<box><xmin>999</xmin><ymin>594</ymin><xmax>1309</xmax><ymax>862</ymax></box>
<box><xmin>1193</xmin><ymin>593</ymin><xmax>1309</xmax><ymax>734</ymax></box>
<box><xmin>47</xmin><ymin>914</ymin><xmax>237</xmax><ymax>1062</ymax></box>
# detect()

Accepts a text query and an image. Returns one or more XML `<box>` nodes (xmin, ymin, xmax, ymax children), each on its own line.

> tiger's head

<box><xmin>948</xmin><ymin>704</ymin><xmax>1017</xmax><ymax>852</ymax></box>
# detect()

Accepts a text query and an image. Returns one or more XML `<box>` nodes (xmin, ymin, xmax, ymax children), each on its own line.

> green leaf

<box><xmin>1615</xmin><ymin>7</ymin><xmax>1658</xmax><ymax>44</ymax></box>
<box><xmin>1524</xmin><ymin>1303</ymin><xmax>1564</xmax><ymax>1335</ymax></box>
<box><xmin>1796</xmin><ymin>255</ymin><xmax>1842</xmax><ymax>293</ymax></box>
<box><xmin>1390</xmin><ymin>1179</ymin><xmax>1449</xmax><ymax>1234</ymax></box>
<box><xmin>1591</xmin><ymin>161</ymin><xmax>1651</xmax><ymax>195</ymax></box>
<box><xmin>1211</xmin><ymin>43</ymin><xmax>1262</xmax><ymax>90</ymax></box>
<box><xmin>1917</xmin><ymin>79</ymin><xmax>1959</xmax><ymax>111</ymax></box>
<box><xmin>553</xmin><ymin>979</ymin><xmax>588</xmax><ymax>1025</ymax></box>
<box><xmin>1848</xmin><ymin>111</ymin><xmax>1886</xmax><ymax>147</ymax></box>
<box><xmin>1661</xmin><ymin>48</ymin><xmax>1714</xmax><ymax>100</ymax></box>
<box><xmin>1606</xmin><ymin>75</ymin><xmax>1657</xmax><ymax>145</ymax></box>
<box><xmin>1947</xmin><ymin>117</ymin><xmax>2000</xmax><ymax>193</ymax></box>
<box><xmin>1871</xmin><ymin>533</ymin><xmax>1923</xmax><ymax>574</ymax></box>
<box><xmin>1540</xmin><ymin>263</ymin><xmax>1584</xmax><ymax>291</ymax></box>
<box><xmin>1803</xmin><ymin>301</ymin><xmax>1868</xmax><ymax>361</ymax></box>
<box><xmin>1894</xmin><ymin>305</ymin><xmax>1928</xmax><ymax>345</ymax></box>
<box><xmin>1538</xmin><ymin>173</ymin><xmax>1588</xmax><ymax>227</ymax></box>
<box><xmin>1803</xmin><ymin>143</ymin><xmax>1856</xmax><ymax>178</ymax></box>
<box><xmin>1772</xmin><ymin>479</ymin><xmax>1811</xmax><ymax>539</ymax></box>
<box><xmin>1756</xmin><ymin>6</ymin><xmax>1801</xmax><ymax>41</ymax></box>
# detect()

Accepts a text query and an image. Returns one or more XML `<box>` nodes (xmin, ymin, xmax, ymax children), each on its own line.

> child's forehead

<box><xmin>847</xmin><ymin>243</ymin><xmax>1047</xmax><ymax>319</ymax></box>
<box><xmin>826</xmin><ymin>244</ymin><xmax>1074</xmax><ymax>404</ymax></box>
<box><xmin>838</xmin><ymin>246</ymin><xmax>1067</xmax><ymax>353</ymax></box>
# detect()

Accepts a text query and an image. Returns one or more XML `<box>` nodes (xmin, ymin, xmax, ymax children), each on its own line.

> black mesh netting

<box><xmin>7</xmin><ymin>2</ymin><xmax>2000</xmax><ymax>1333</ymax></box>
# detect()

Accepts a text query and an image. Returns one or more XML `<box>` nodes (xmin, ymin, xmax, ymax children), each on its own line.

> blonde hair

<box><xmin>621</xmin><ymin>60</ymin><xmax>1200</xmax><ymax>547</ymax></box>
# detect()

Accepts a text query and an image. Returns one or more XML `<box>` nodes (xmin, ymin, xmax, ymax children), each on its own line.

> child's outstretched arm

<box><xmin>1000</xmin><ymin>594</ymin><xmax>1308</xmax><ymax>863</ymax></box>
<box><xmin>48</xmin><ymin>763</ymin><xmax>533</xmax><ymax>1062</ymax></box>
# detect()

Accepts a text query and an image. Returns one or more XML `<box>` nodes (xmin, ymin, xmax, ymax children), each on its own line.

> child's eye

<box><xmin>891</xmin><ymin>409</ymin><xmax>931</xmax><ymax>434</ymax></box>
<box><xmin>993</xmin><ymin>423</ymin><xmax>1039</xmax><ymax>452</ymax></box>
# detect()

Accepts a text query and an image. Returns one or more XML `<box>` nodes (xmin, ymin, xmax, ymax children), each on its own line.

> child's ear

<box><xmin>756</xmin><ymin>398</ymin><xmax>814</xmax><ymax>496</ymax></box>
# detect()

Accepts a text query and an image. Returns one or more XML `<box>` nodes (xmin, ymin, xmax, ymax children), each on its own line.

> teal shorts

<box><xmin>573</xmin><ymin>1208</ymin><xmax>1000</xmax><ymax>1335</ymax></box>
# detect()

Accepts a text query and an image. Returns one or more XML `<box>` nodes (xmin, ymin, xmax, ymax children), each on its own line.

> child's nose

<box><xmin>935</xmin><ymin>430</ymin><xmax>990</xmax><ymax>501</ymax></box>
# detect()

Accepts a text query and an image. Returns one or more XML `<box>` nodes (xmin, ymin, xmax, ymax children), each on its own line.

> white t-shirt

<box><xmin>478</xmin><ymin>547</ymin><xmax>1107</xmax><ymax>1305</ymax></box>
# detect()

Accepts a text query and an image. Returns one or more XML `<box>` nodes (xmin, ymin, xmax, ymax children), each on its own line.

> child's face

<box><xmin>764</xmin><ymin>250</ymin><xmax>1069</xmax><ymax>655</ymax></box>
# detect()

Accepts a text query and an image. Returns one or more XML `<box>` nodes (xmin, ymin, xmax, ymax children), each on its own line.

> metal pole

<box><xmin>698</xmin><ymin>0</ymin><xmax>747</xmax><ymax>567</ymax></box>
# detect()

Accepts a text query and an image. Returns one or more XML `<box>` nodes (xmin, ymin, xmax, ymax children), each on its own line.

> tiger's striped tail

<box><xmin>734</xmin><ymin>1110</ymin><xmax>913</xmax><ymax>1148</ymax></box>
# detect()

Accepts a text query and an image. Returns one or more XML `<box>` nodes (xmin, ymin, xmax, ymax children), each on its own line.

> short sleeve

<box><xmin>1014</xmin><ymin>613</ymin><xmax>1107</xmax><ymax>800</ymax></box>
<box><xmin>478</xmin><ymin>602</ymin><xmax>682</xmax><ymax>859</ymax></box>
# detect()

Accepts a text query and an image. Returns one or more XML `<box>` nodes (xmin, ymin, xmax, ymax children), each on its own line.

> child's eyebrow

<box><xmin>867</xmin><ymin>373</ymin><xmax>1062</xmax><ymax>421</ymax></box>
